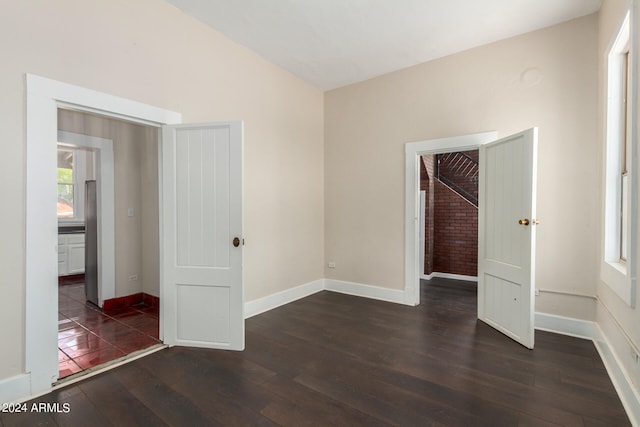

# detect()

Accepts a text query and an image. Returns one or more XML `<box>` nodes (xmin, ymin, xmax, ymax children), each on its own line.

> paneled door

<box><xmin>161</xmin><ymin>122</ymin><xmax>244</xmax><ymax>350</ymax></box>
<box><xmin>478</xmin><ymin>128</ymin><xmax>538</xmax><ymax>349</ymax></box>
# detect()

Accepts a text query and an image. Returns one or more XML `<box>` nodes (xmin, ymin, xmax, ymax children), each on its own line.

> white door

<box><xmin>161</xmin><ymin>121</ymin><xmax>244</xmax><ymax>350</ymax></box>
<box><xmin>478</xmin><ymin>128</ymin><xmax>537</xmax><ymax>349</ymax></box>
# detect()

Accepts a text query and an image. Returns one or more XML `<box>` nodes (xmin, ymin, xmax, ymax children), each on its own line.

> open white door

<box><xmin>478</xmin><ymin>128</ymin><xmax>537</xmax><ymax>349</ymax></box>
<box><xmin>162</xmin><ymin>121</ymin><xmax>244</xmax><ymax>350</ymax></box>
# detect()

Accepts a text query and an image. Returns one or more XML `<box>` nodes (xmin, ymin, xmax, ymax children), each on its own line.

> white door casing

<box><xmin>478</xmin><ymin>128</ymin><xmax>538</xmax><ymax>349</ymax></box>
<box><xmin>162</xmin><ymin>122</ymin><xmax>245</xmax><ymax>350</ymax></box>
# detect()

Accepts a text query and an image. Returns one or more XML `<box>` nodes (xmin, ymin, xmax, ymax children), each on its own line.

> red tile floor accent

<box><xmin>58</xmin><ymin>282</ymin><xmax>161</xmax><ymax>378</ymax></box>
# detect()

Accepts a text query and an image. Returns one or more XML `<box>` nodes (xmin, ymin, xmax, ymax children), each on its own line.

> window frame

<box><xmin>602</xmin><ymin>10</ymin><xmax>637</xmax><ymax>307</ymax></box>
<box><xmin>57</xmin><ymin>147</ymin><xmax>75</xmax><ymax>219</ymax></box>
<box><xmin>57</xmin><ymin>145</ymin><xmax>92</xmax><ymax>225</ymax></box>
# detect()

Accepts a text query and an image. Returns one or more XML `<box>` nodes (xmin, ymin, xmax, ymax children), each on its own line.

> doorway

<box><xmin>419</xmin><ymin>149</ymin><xmax>479</xmax><ymax>311</ymax></box>
<box><xmin>404</xmin><ymin>131</ymin><xmax>496</xmax><ymax>306</ymax></box>
<box><xmin>56</xmin><ymin>109</ymin><xmax>162</xmax><ymax>378</ymax></box>
<box><xmin>25</xmin><ymin>74</ymin><xmax>182</xmax><ymax>395</ymax></box>
<box><xmin>405</xmin><ymin>129</ymin><xmax>538</xmax><ymax>349</ymax></box>
<box><xmin>26</xmin><ymin>75</ymin><xmax>245</xmax><ymax>399</ymax></box>
<box><xmin>420</xmin><ymin>150</ymin><xmax>479</xmax><ymax>281</ymax></box>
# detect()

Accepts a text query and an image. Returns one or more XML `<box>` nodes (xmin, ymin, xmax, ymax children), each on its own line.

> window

<box><xmin>57</xmin><ymin>149</ymin><xmax>74</xmax><ymax>218</ymax></box>
<box><xmin>603</xmin><ymin>11</ymin><xmax>637</xmax><ymax>307</ymax></box>
<box><xmin>57</xmin><ymin>146</ymin><xmax>94</xmax><ymax>223</ymax></box>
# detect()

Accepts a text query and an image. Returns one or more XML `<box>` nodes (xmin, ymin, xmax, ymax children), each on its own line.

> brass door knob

<box><xmin>233</xmin><ymin>237</ymin><xmax>240</xmax><ymax>247</ymax></box>
<box><xmin>518</xmin><ymin>219</ymin><xmax>530</xmax><ymax>226</ymax></box>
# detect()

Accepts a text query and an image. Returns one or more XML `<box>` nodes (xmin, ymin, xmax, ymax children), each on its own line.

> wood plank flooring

<box><xmin>1</xmin><ymin>278</ymin><xmax>630</xmax><ymax>426</ymax></box>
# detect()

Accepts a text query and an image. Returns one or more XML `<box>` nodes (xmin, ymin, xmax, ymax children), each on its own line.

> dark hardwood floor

<box><xmin>1</xmin><ymin>278</ymin><xmax>630</xmax><ymax>426</ymax></box>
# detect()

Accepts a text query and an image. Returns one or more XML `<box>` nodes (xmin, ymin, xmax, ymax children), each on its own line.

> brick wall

<box><xmin>433</xmin><ymin>180</ymin><xmax>478</xmax><ymax>276</ymax></box>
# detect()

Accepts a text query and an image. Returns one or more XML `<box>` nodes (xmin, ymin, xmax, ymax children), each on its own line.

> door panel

<box><xmin>478</xmin><ymin>128</ymin><xmax>537</xmax><ymax>349</ymax></box>
<box><xmin>177</xmin><ymin>284</ymin><xmax>230</xmax><ymax>344</ymax></box>
<box><xmin>162</xmin><ymin>122</ymin><xmax>244</xmax><ymax>350</ymax></box>
<box><xmin>175</xmin><ymin>127</ymin><xmax>231</xmax><ymax>268</ymax></box>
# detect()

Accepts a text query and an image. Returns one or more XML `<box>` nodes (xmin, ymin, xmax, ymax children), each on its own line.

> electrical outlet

<box><xmin>128</xmin><ymin>274</ymin><xmax>138</xmax><ymax>281</ymax></box>
<box><xmin>535</xmin><ymin>288</ymin><xmax>540</xmax><ymax>296</ymax></box>
<box><xmin>328</xmin><ymin>261</ymin><xmax>336</xmax><ymax>269</ymax></box>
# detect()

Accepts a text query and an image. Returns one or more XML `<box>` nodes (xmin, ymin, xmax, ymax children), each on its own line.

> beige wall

<box><xmin>596</xmin><ymin>0</ymin><xmax>640</xmax><ymax>393</ymax></box>
<box><xmin>325</xmin><ymin>15</ymin><xmax>599</xmax><ymax>320</ymax></box>
<box><xmin>140</xmin><ymin>127</ymin><xmax>160</xmax><ymax>298</ymax></box>
<box><xmin>58</xmin><ymin>110</ymin><xmax>159</xmax><ymax>298</ymax></box>
<box><xmin>0</xmin><ymin>0</ymin><xmax>324</xmax><ymax>380</ymax></box>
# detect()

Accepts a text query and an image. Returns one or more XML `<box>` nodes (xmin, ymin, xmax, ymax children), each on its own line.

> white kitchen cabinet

<box><xmin>58</xmin><ymin>233</ymin><xmax>85</xmax><ymax>276</ymax></box>
<box><xmin>58</xmin><ymin>235</ymin><xmax>67</xmax><ymax>275</ymax></box>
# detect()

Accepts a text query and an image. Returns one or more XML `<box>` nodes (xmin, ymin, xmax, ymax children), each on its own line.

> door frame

<box><xmin>57</xmin><ymin>131</ymin><xmax>115</xmax><ymax>306</ymax></box>
<box><xmin>404</xmin><ymin>131</ymin><xmax>497</xmax><ymax>305</ymax></box>
<box><xmin>25</xmin><ymin>74</ymin><xmax>181</xmax><ymax>396</ymax></box>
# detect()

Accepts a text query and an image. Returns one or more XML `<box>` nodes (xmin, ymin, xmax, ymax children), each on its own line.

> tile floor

<box><xmin>58</xmin><ymin>282</ymin><xmax>161</xmax><ymax>378</ymax></box>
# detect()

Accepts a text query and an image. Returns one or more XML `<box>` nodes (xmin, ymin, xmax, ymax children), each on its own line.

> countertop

<box><xmin>58</xmin><ymin>226</ymin><xmax>85</xmax><ymax>235</ymax></box>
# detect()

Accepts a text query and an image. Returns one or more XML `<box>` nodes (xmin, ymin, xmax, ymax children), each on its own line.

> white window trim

<box><xmin>602</xmin><ymin>10</ymin><xmax>637</xmax><ymax>308</ymax></box>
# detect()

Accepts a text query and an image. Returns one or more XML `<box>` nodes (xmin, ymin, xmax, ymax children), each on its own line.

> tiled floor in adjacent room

<box><xmin>58</xmin><ymin>282</ymin><xmax>161</xmax><ymax>378</ymax></box>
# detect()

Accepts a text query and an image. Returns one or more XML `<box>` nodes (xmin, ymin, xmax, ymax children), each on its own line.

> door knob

<box><xmin>233</xmin><ymin>237</ymin><xmax>240</xmax><ymax>247</ymax></box>
<box><xmin>518</xmin><ymin>219</ymin><xmax>530</xmax><ymax>226</ymax></box>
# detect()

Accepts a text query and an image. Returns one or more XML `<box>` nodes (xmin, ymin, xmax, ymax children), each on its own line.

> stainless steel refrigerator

<box><xmin>85</xmin><ymin>180</ymin><xmax>99</xmax><ymax>306</ymax></box>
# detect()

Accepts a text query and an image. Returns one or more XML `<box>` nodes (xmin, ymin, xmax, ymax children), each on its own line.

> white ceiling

<box><xmin>165</xmin><ymin>0</ymin><xmax>602</xmax><ymax>91</ymax></box>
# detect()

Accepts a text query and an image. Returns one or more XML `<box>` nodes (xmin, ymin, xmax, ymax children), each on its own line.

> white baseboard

<box><xmin>422</xmin><ymin>272</ymin><xmax>478</xmax><ymax>282</ymax></box>
<box><xmin>593</xmin><ymin>325</ymin><xmax>640</xmax><ymax>427</ymax></box>
<box><xmin>324</xmin><ymin>279</ymin><xmax>412</xmax><ymax>305</ymax></box>
<box><xmin>534</xmin><ymin>312</ymin><xmax>596</xmax><ymax>340</ymax></box>
<box><xmin>0</xmin><ymin>373</ymin><xmax>30</xmax><ymax>404</ymax></box>
<box><xmin>244</xmin><ymin>279</ymin><xmax>324</xmax><ymax>318</ymax></box>
<box><xmin>245</xmin><ymin>279</ymin><xmax>414</xmax><ymax>319</ymax></box>
<box><xmin>535</xmin><ymin>312</ymin><xmax>639</xmax><ymax>426</ymax></box>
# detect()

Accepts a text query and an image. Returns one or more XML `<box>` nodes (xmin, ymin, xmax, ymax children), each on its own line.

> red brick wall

<box><xmin>433</xmin><ymin>180</ymin><xmax>478</xmax><ymax>276</ymax></box>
